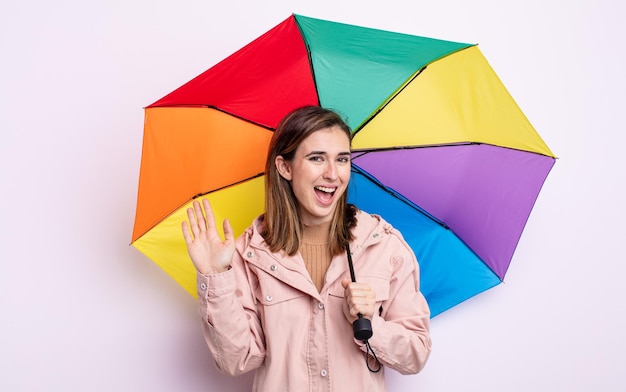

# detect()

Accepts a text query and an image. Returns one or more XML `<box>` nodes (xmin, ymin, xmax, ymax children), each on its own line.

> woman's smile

<box><xmin>314</xmin><ymin>185</ymin><xmax>337</xmax><ymax>205</ymax></box>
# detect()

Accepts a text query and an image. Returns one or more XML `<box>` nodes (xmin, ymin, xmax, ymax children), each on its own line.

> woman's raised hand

<box><xmin>181</xmin><ymin>198</ymin><xmax>235</xmax><ymax>275</ymax></box>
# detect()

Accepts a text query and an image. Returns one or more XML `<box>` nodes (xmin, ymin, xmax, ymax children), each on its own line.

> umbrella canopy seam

<box><xmin>133</xmin><ymin>172</ymin><xmax>265</xmax><ymax>244</ymax></box>
<box><xmin>352</xmin><ymin>142</ymin><xmax>556</xmax><ymax>157</ymax></box>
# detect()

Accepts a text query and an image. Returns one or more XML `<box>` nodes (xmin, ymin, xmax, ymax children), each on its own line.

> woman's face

<box><xmin>276</xmin><ymin>126</ymin><xmax>351</xmax><ymax>226</ymax></box>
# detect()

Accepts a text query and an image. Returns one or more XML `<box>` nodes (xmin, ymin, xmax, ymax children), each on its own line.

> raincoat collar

<box><xmin>241</xmin><ymin>210</ymin><xmax>391</xmax><ymax>299</ymax></box>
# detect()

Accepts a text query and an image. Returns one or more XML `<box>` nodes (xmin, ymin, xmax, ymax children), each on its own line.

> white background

<box><xmin>1</xmin><ymin>0</ymin><xmax>623</xmax><ymax>391</ymax></box>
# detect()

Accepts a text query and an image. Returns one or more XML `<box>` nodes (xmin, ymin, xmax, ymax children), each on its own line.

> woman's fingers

<box><xmin>186</xmin><ymin>205</ymin><xmax>199</xmax><ymax>237</ymax></box>
<box><xmin>193</xmin><ymin>200</ymin><xmax>207</xmax><ymax>232</ymax></box>
<box><xmin>345</xmin><ymin>282</ymin><xmax>375</xmax><ymax>300</ymax></box>
<box><xmin>181</xmin><ymin>198</ymin><xmax>235</xmax><ymax>274</ymax></box>
<box><xmin>223</xmin><ymin>218</ymin><xmax>234</xmax><ymax>243</ymax></box>
<box><xmin>184</xmin><ymin>199</ymin><xmax>226</xmax><ymax>243</ymax></box>
<box><xmin>202</xmin><ymin>198</ymin><xmax>218</xmax><ymax>234</ymax></box>
<box><xmin>342</xmin><ymin>281</ymin><xmax>376</xmax><ymax>320</ymax></box>
<box><xmin>182</xmin><ymin>221</ymin><xmax>192</xmax><ymax>244</ymax></box>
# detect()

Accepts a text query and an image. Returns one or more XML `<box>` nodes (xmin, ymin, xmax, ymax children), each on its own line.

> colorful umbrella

<box><xmin>131</xmin><ymin>14</ymin><xmax>555</xmax><ymax>317</ymax></box>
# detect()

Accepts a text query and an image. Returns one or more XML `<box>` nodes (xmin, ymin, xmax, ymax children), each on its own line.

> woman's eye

<box><xmin>309</xmin><ymin>156</ymin><xmax>323</xmax><ymax>162</ymax></box>
<box><xmin>338</xmin><ymin>156</ymin><xmax>350</xmax><ymax>164</ymax></box>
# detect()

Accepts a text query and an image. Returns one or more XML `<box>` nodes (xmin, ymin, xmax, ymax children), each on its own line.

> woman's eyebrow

<box><xmin>304</xmin><ymin>151</ymin><xmax>326</xmax><ymax>157</ymax></box>
<box><xmin>305</xmin><ymin>150</ymin><xmax>351</xmax><ymax>157</ymax></box>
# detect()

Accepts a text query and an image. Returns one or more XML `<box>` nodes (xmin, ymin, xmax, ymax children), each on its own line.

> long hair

<box><xmin>261</xmin><ymin>106</ymin><xmax>358</xmax><ymax>256</ymax></box>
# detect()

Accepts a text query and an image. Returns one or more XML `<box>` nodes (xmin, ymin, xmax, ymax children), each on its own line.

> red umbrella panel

<box><xmin>131</xmin><ymin>14</ymin><xmax>555</xmax><ymax>317</ymax></box>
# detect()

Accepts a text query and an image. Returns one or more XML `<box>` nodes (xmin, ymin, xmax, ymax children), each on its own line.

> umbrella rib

<box><xmin>205</xmin><ymin>105</ymin><xmax>276</xmax><ymax>130</ymax></box>
<box><xmin>151</xmin><ymin>104</ymin><xmax>277</xmax><ymax>131</ymax></box>
<box><xmin>192</xmin><ymin>172</ymin><xmax>266</xmax><ymax>198</ymax></box>
<box><xmin>133</xmin><ymin>173</ymin><xmax>266</xmax><ymax>244</ymax></box>
<box><xmin>352</xmin><ymin>66</ymin><xmax>427</xmax><ymax>134</ymax></box>
<box><xmin>352</xmin><ymin>141</ymin><xmax>475</xmax><ymax>154</ymax></box>
<box><xmin>353</xmin><ymin>142</ymin><xmax>557</xmax><ymax>158</ymax></box>
<box><xmin>294</xmin><ymin>18</ymin><xmax>322</xmax><ymax>107</ymax></box>
<box><xmin>350</xmin><ymin>164</ymin><xmax>446</xmax><ymax>228</ymax></box>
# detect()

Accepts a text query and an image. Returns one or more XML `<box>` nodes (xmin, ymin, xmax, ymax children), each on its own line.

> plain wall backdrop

<box><xmin>1</xmin><ymin>0</ymin><xmax>624</xmax><ymax>391</ymax></box>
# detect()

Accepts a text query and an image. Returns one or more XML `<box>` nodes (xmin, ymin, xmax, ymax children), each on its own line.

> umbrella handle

<box><xmin>352</xmin><ymin>317</ymin><xmax>373</xmax><ymax>341</ymax></box>
<box><xmin>346</xmin><ymin>243</ymin><xmax>380</xmax><ymax>373</ymax></box>
<box><xmin>346</xmin><ymin>244</ymin><xmax>373</xmax><ymax>341</ymax></box>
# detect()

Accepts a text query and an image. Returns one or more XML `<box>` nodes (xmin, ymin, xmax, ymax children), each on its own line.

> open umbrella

<box><xmin>131</xmin><ymin>14</ymin><xmax>555</xmax><ymax>317</ymax></box>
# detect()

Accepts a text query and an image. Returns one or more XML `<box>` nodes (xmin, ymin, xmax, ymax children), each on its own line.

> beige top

<box><xmin>301</xmin><ymin>221</ymin><xmax>332</xmax><ymax>292</ymax></box>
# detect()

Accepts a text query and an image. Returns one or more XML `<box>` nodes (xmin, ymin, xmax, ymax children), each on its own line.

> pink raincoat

<box><xmin>197</xmin><ymin>210</ymin><xmax>431</xmax><ymax>391</ymax></box>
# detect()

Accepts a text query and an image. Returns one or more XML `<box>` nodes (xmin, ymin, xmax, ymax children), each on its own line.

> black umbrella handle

<box><xmin>346</xmin><ymin>243</ymin><xmax>380</xmax><ymax>373</ymax></box>
<box><xmin>353</xmin><ymin>317</ymin><xmax>373</xmax><ymax>341</ymax></box>
<box><xmin>346</xmin><ymin>244</ymin><xmax>373</xmax><ymax>341</ymax></box>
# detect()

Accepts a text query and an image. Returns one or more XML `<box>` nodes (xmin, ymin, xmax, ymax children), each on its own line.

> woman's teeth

<box><xmin>315</xmin><ymin>186</ymin><xmax>335</xmax><ymax>193</ymax></box>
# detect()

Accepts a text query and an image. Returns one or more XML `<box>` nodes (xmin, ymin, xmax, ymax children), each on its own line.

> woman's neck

<box><xmin>302</xmin><ymin>221</ymin><xmax>331</xmax><ymax>245</ymax></box>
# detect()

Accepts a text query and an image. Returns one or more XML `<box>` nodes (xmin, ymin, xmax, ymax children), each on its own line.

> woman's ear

<box><xmin>275</xmin><ymin>155</ymin><xmax>292</xmax><ymax>181</ymax></box>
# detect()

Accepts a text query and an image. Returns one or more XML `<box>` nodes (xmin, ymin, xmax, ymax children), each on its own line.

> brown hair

<box><xmin>261</xmin><ymin>106</ymin><xmax>358</xmax><ymax>256</ymax></box>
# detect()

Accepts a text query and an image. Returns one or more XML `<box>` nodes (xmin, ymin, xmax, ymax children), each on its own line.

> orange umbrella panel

<box><xmin>132</xmin><ymin>107</ymin><xmax>273</xmax><ymax>242</ymax></box>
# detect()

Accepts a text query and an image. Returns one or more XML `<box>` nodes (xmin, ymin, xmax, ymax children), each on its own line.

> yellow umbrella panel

<box><xmin>133</xmin><ymin>176</ymin><xmax>265</xmax><ymax>297</ymax></box>
<box><xmin>353</xmin><ymin>46</ymin><xmax>554</xmax><ymax>157</ymax></box>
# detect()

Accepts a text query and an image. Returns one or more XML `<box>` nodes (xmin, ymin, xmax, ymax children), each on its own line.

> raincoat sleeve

<box><xmin>364</xmin><ymin>233</ymin><xmax>432</xmax><ymax>375</ymax></box>
<box><xmin>196</xmin><ymin>245</ymin><xmax>265</xmax><ymax>376</ymax></box>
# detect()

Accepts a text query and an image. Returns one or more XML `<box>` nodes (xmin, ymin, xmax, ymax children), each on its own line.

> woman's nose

<box><xmin>323</xmin><ymin>162</ymin><xmax>338</xmax><ymax>179</ymax></box>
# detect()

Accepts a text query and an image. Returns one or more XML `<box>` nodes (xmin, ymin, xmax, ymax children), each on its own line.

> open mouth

<box><xmin>314</xmin><ymin>186</ymin><xmax>336</xmax><ymax>204</ymax></box>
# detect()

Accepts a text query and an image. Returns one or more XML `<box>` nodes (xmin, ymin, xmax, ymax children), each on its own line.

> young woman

<box><xmin>182</xmin><ymin>106</ymin><xmax>431</xmax><ymax>391</ymax></box>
